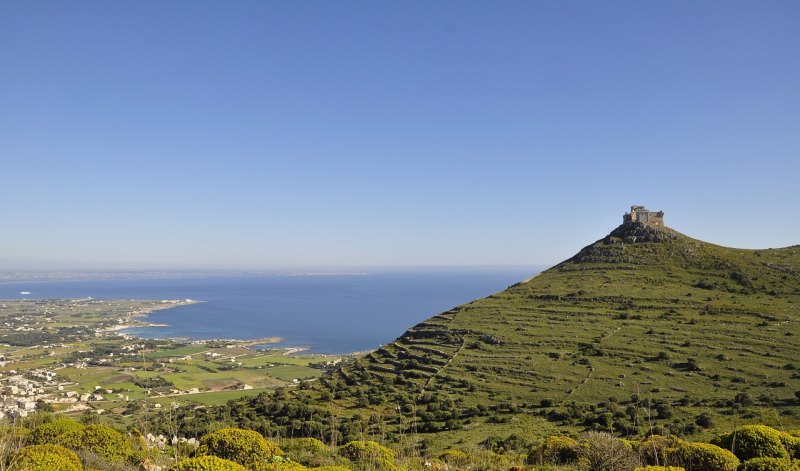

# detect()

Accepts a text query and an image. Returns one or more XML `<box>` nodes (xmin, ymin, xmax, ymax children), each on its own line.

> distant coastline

<box><xmin>109</xmin><ymin>299</ymin><xmax>285</xmax><ymax>346</ymax></box>
<box><xmin>102</xmin><ymin>298</ymin><xmax>202</xmax><ymax>336</ymax></box>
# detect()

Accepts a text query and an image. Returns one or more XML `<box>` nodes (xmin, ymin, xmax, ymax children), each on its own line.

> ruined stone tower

<box><xmin>623</xmin><ymin>205</ymin><xmax>665</xmax><ymax>226</ymax></box>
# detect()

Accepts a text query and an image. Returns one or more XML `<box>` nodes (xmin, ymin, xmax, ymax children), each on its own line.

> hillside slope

<box><xmin>169</xmin><ymin>222</ymin><xmax>800</xmax><ymax>450</ymax></box>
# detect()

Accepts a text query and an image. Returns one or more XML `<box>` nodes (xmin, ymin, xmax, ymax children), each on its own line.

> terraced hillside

<box><xmin>169</xmin><ymin>222</ymin><xmax>800</xmax><ymax>451</ymax></box>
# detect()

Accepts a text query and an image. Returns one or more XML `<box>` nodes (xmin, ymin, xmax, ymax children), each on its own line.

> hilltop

<box><xmin>159</xmin><ymin>221</ymin><xmax>800</xmax><ymax>452</ymax></box>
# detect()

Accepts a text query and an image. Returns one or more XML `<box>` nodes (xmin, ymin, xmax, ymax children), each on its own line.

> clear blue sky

<box><xmin>1</xmin><ymin>1</ymin><xmax>798</xmax><ymax>270</ymax></box>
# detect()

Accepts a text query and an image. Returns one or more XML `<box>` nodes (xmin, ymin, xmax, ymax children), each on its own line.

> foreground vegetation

<box><xmin>2</xmin><ymin>416</ymin><xmax>800</xmax><ymax>471</ymax></box>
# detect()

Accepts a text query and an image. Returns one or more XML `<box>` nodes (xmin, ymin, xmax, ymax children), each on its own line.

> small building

<box><xmin>17</xmin><ymin>400</ymin><xmax>36</xmax><ymax>411</ymax></box>
<box><xmin>623</xmin><ymin>205</ymin><xmax>664</xmax><ymax>226</ymax></box>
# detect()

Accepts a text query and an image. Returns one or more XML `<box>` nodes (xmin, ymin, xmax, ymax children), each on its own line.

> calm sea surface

<box><xmin>0</xmin><ymin>268</ymin><xmax>536</xmax><ymax>353</ymax></box>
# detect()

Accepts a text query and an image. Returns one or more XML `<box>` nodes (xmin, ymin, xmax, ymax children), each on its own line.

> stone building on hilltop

<box><xmin>623</xmin><ymin>205</ymin><xmax>665</xmax><ymax>226</ymax></box>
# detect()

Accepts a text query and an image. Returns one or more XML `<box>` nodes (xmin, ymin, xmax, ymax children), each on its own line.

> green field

<box><xmin>144</xmin><ymin>344</ymin><xmax>210</xmax><ymax>359</ymax></box>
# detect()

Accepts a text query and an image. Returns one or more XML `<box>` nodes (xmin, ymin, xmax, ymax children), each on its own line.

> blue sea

<box><xmin>0</xmin><ymin>268</ymin><xmax>537</xmax><ymax>354</ymax></box>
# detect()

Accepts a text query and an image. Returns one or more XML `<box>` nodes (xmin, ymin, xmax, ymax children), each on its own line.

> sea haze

<box><xmin>1</xmin><ymin>268</ymin><xmax>538</xmax><ymax>353</ymax></box>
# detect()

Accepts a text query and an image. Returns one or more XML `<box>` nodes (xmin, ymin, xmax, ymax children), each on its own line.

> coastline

<box><xmin>110</xmin><ymin>300</ymin><xmax>297</xmax><ymax>351</ymax></box>
<box><xmin>101</xmin><ymin>298</ymin><xmax>202</xmax><ymax>335</ymax></box>
<box><xmin>6</xmin><ymin>297</ymin><xmax>379</xmax><ymax>357</ymax></box>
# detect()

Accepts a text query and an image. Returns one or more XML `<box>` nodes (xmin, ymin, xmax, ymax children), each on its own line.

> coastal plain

<box><xmin>0</xmin><ymin>298</ymin><xmax>350</xmax><ymax>423</ymax></box>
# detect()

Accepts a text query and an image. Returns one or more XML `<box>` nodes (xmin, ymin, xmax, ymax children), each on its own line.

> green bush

<box><xmin>337</xmin><ymin>441</ymin><xmax>396</xmax><ymax>470</ymax></box>
<box><xmin>281</xmin><ymin>438</ymin><xmax>333</xmax><ymax>467</ymax></box>
<box><xmin>780</xmin><ymin>434</ymin><xmax>800</xmax><ymax>460</ymax></box>
<box><xmin>529</xmin><ymin>435</ymin><xmax>579</xmax><ymax>465</ymax></box>
<box><xmin>637</xmin><ymin>435</ymin><xmax>686</xmax><ymax>467</ymax></box>
<box><xmin>283</xmin><ymin>438</ymin><xmax>328</xmax><ymax>455</ymax></box>
<box><xmin>172</xmin><ymin>455</ymin><xmax>248</xmax><ymax>471</ymax></box>
<box><xmin>469</xmin><ymin>449</ymin><xmax>509</xmax><ymax>470</ymax></box>
<box><xmin>712</xmin><ymin>425</ymin><xmax>790</xmax><ymax>461</ymax></box>
<box><xmin>437</xmin><ymin>449</ymin><xmax>470</xmax><ymax>468</ymax></box>
<box><xmin>30</xmin><ymin>418</ymin><xmax>84</xmax><ymax>445</ymax></box>
<box><xmin>737</xmin><ymin>458</ymin><xmax>799</xmax><ymax>471</ymax></box>
<box><xmin>671</xmin><ymin>442</ymin><xmax>740</xmax><ymax>471</ymax></box>
<box><xmin>634</xmin><ymin>467</ymin><xmax>685</xmax><ymax>471</ymax></box>
<box><xmin>9</xmin><ymin>444</ymin><xmax>82</xmax><ymax>471</ymax></box>
<box><xmin>57</xmin><ymin>424</ymin><xmax>134</xmax><ymax>464</ymax></box>
<box><xmin>198</xmin><ymin>428</ymin><xmax>283</xmax><ymax>469</ymax></box>
<box><xmin>0</xmin><ymin>424</ymin><xmax>30</xmax><ymax>466</ymax></box>
<box><xmin>0</xmin><ymin>424</ymin><xmax>31</xmax><ymax>446</ymax></box>
<box><xmin>260</xmin><ymin>461</ymin><xmax>309</xmax><ymax>471</ymax></box>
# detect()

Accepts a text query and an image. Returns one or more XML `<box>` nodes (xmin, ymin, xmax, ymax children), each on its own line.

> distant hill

<box><xmin>167</xmin><ymin>222</ymin><xmax>800</xmax><ymax>451</ymax></box>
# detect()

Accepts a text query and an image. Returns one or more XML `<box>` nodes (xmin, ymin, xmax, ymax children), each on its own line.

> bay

<box><xmin>0</xmin><ymin>267</ymin><xmax>538</xmax><ymax>353</ymax></box>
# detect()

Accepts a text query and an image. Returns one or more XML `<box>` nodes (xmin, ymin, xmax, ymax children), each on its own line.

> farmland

<box><xmin>0</xmin><ymin>298</ymin><xmax>353</xmax><ymax>425</ymax></box>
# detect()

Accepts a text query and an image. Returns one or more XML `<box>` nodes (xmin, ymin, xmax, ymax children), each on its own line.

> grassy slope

<box><xmin>290</xmin><ymin>223</ymin><xmax>800</xmax><ymax>450</ymax></box>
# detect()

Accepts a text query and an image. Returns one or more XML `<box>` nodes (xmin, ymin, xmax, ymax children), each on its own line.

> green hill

<box><xmin>163</xmin><ymin>222</ymin><xmax>800</xmax><ymax>452</ymax></box>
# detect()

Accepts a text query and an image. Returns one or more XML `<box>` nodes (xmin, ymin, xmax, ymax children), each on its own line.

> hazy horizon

<box><xmin>0</xmin><ymin>264</ymin><xmax>549</xmax><ymax>283</ymax></box>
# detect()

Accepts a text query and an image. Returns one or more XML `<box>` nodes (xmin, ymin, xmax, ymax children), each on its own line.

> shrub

<box><xmin>712</xmin><ymin>425</ymin><xmax>790</xmax><ymax>461</ymax></box>
<box><xmin>9</xmin><ymin>444</ymin><xmax>82</xmax><ymax>471</ymax></box>
<box><xmin>469</xmin><ymin>449</ymin><xmax>508</xmax><ymax>470</ymax></box>
<box><xmin>635</xmin><ymin>467</ymin><xmax>685</xmax><ymax>471</ymax></box>
<box><xmin>199</xmin><ymin>428</ymin><xmax>283</xmax><ymax>469</ymax></box>
<box><xmin>528</xmin><ymin>435</ymin><xmax>579</xmax><ymax>465</ymax></box>
<box><xmin>671</xmin><ymin>442</ymin><xmax>740</xmax><ymax>471</ymax></box>
<box><xmin>57</xmin><ymin>424</ymin><xmax>134</xmax><ymax>464</ymax></box>
<box><xmin>737</xmin><ymin>458</ymin><xmax>799</xmax><ymax>471</ymax></box>
<box><xmin>260</xmin><ymin>461</ymin><xmax>309</xmax><ymax>471</ymax></box>
<box><xmin>780</xmin><ymin>434</ymin><xmax>800</xmax><ymax>459</ymax></box>
<box><xmin>578</xmin><ymin>431</ymin><xmax>641</xmax><ymax>471</ymax></box>
<box><xmin>697</xmin><ymin>413</ymin><xmax>715</xmax><ymax>428</ymax></box>
<box><xmin>283</xmin><ymin>438</ymin><xmax>328</xmax><ymax>455</ymax></box>
<box><xmin>337</xmin><ymin>441</ymin><xmax>396</xmax><ymax>470</ymax></box>
<box><xmin>0</xmin><ymin>424</ymin><xmax>31</xmax><ymax>462</ymax></box>
<box><xmin>0</xmin><ymin>424</ymin><xmax>31</xmax><ymax>445</ymax></box>
<box><xmin>308</xmin><ymin>467</ymin><xmax>351</xmax><ymax>471</ymax></box>
<box><xmin>637</xmin><ymin>435</ymin><xmax>686</xmax><ymax>466</ymax></box>
<box><xmin>437</xmin><ymin>449</ymin><xmax>470</xmax><ymax>468</ymax></box>
<box><xmin>625</xmin><ymin>439</ymin><xmax>641</xmax><ymax>449</ymax></box>
<box><xmin>30</xmin><ymin>418</ymin><xmax>84</xmax><ymax>445</ymax></box>
<box><xmin>281</xmin><ymin>438</ymin><xmax>333</xmax><ymax>467</ymax></box>
<box><xmin>172</xmin><ymin>455</ymin><xmax>248</xmax><ymax>471</ymax></box>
